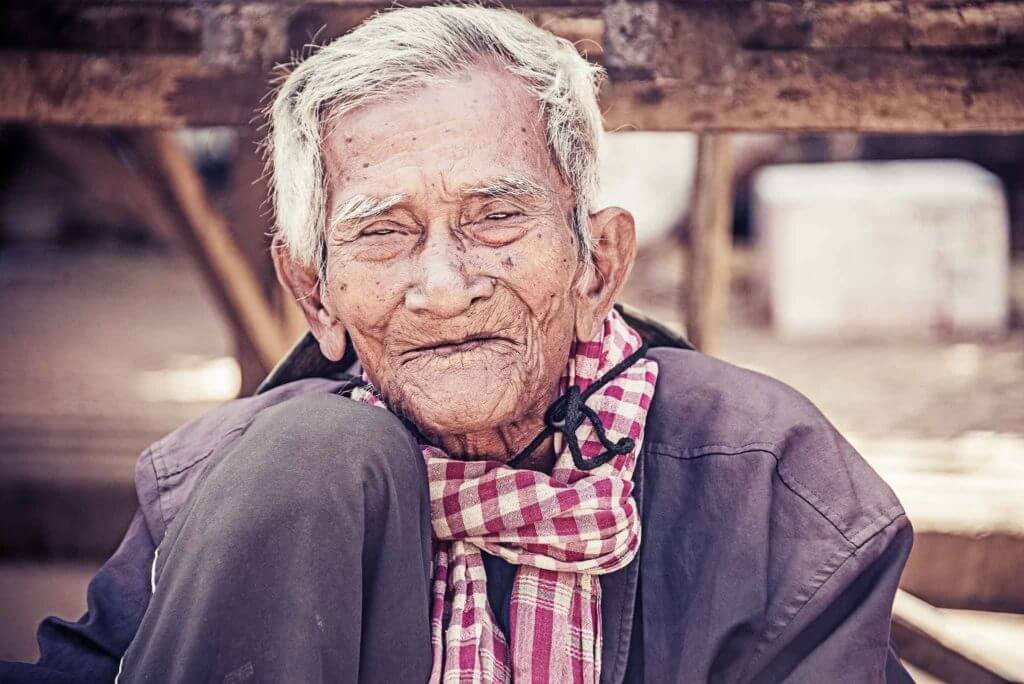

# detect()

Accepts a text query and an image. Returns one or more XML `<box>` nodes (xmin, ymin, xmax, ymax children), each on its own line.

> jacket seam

<box><xmin>140</xmin><ymin>445</ymin><xmax>168</xmax><ymax>542</ymax></box>
<box><xmin>742</xmin><ymin>513</ymin><xmax>909</xmax><ymax>680</ymax></box>
<box><xmin>649</xmin><ymin>442</ymin><xmax>858</xmax><ymax>544</ymax></box>
<box><xmin>647</xmin><ymin>442</ymin><xmax>905</xmax><ymax>548</ymax></box>
<box><xmin>156</xmin><ymin>423</ymin><xmax>248</xmax><ymax>480</ymax></box>
<box><xmin>646</xmin><ymin>441</ymin><xmax>776</xmax><ymax>459</ymax></box>
<box><xmin>157</xmin><ymin>446</ymin><xmax>213</xmax><ymax>481</ymax></box>
<box><xmin>849</xmin><ymin>503</ymin><xmax>906</xmax><ymax>547</ymax></box>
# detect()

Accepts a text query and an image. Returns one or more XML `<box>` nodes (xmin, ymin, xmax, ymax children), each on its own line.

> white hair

<box><xmin>266</xmin><ymin>3</ymin><xmax>606</xmax><ymax>271</ymax></box>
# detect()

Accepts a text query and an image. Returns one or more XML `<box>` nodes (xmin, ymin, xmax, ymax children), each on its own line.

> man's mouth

<box><xmin>405</xmin><ymin>334</ymin><xmax>515</xmax><ymax>358</ymax></box>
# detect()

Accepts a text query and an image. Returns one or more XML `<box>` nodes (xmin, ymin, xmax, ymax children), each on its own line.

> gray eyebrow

<box><xmin>328</xmin><ymin>193</ymin><xmax>406</xmax><ymax>232</ymax></box>
<box><xmin>327</xmin><ymin>175</ymin><xmax>544</xmax><ymax>234</ymax></box>
<box><xmin>462</xmin><ymin>175</ymin><xmax>547</xmax><ymax>201</ymax></box>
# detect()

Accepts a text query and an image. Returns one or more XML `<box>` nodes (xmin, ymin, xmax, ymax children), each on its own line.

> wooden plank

<box><xmin>730</xmin><ymin>1</ymin><xmax>1024</xmax><ymax>51</ymax></box>
<box><xmin>858</xmin><ymin>433</ymin><xmax>1024</xmax><ymax>613</ymax></box>
<box><xmin>2</xmin><ymin>1</ymin><xmax>1023</xmax><ymax>130</ymax></box>
<box><xmin>600</xmin><ymin>1</ymin><xmax>1024</xmax><ymax>132</ymax></box>
<box><xmin>684</xmin><ymin>134</ymin><xmax>734</xmax><ymax>353</ymax></box>
<box><xmin>0</xmin><ymin>53</ymin><xmax>268</xmax><ymax>127</ymax></box>
<box><xmin>133</xmin><ymin>131</ymin><xmax>290</xmax><ymax>372</ymax></box>
<box><xmin>600</xmin><ymin>59</ymin><xmax>1024</xmax><ymax>133</ymax></box>
<box><xmin>904</xmin><ymin>531</ymin><xmax>1024</xmax><ymax>614</ymax></box>
<box><xmin>0</xmin><ymin>5</ymin><xmax>203</xmax><ymax>54</ymax></box>
<box><xmin>891</xmin><ymin>590</ymin><xmax>1020</xmax><ymax>683</ymax></box>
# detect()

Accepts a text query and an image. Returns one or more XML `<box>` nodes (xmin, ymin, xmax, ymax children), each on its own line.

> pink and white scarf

<box><xmin>351</xmin><ymin>309</ymin><xmax>658</xmax><ymax>683</ymax></box>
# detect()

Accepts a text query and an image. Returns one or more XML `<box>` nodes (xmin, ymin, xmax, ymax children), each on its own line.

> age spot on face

<box><xmin>502</xmin><ymin>256</ymin><xmax>514</xmax><ymax>269</ymax></box>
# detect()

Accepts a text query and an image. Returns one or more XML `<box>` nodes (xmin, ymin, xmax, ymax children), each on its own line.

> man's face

<box><xmin>317</xmin><ymin>64</ymin><xmax>583</xmax><ymax>438</ymax></box>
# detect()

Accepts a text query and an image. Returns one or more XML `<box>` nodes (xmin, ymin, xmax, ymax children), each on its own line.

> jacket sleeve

<box><xmin>743</xmin><ymin>516</ymin><xmax>914</xmax><ymax>683</ymax></box>
<box><xmin>0</xmin><ymin>509</ymin><xmax>155</xmax><ymax>684</ymax></box>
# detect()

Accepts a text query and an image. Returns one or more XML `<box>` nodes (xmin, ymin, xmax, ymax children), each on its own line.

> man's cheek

<box><xmin>337</xmin><ymin>277</ymin><xmax>397</xmax><ymax>327</ymax></box>
<box><xmin>512</xmin><ymin>264</ymin><xmax>576</xmax><ymax>320</ymax></box>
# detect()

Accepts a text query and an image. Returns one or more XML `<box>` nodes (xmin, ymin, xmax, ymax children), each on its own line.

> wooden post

<box><xmin>218</xmin><ymin>130</ymin><xmax>289</xmax><ymax>394</ymax></box>
<box><xmin>685</xmin><ymin>134</ymin><xmax>734</xmax><ymax>354</ymax></box>
<box><xmin>134</xmin><ymin>131</ymin><xmax>290</xmax><ymax>375</ymax></box>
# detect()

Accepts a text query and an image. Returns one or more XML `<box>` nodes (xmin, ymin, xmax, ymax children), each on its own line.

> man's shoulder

<box><xmin>645</xmin><ymin>347</ymin><xmax>906</xmax><ymax>548</ymax></box>
<box><xmin>134</xmin><ymin>376</ymin><xmax>351</xmax><ymax>542</ymax></box>
<box><xmin>637</xmin><ymin>348</ymin><xmax>912</xmax><ymax>681</ymax></box>
<box><xmin>645</xmin><ymin>346</ymin><xmax>849</xmax><ymax>456</ymax></box>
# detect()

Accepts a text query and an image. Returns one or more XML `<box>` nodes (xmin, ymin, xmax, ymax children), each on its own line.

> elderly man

<box><xmin>6</xmin><ymin>5</ymin><xmax>913</xmax><ymax>683</ymax></box>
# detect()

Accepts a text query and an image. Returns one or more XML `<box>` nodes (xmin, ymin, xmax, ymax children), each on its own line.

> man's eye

<box><xmin>469</xmin><ymin>217</ymin><xmax>529</xmax><ymax>246</ymax></box>
<box><xmin>360</xmin><ymin>227</ymin><xmax>396</xmax><ymax>237</ymax></box>
<box><xmin>485</xmin><ymin>211</ymin><xmax>520</xmax><ymax>221</ymax></box>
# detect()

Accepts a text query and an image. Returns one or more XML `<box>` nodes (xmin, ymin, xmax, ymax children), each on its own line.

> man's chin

<box><xmin>389</xmin><ymin>370</ymin><xmax>526</xmax><ymax>436</ymax></box>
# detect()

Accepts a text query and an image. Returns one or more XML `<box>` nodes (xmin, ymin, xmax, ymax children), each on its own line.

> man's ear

<box><xmin>271</xmin><ymin>238</ymin><xmax>347</xmax><ymax>362</ymax></box>
<box><xmin>574</xmin><ymin>207</ymin><xmax>637</xmax><ymax>342</ymax></box>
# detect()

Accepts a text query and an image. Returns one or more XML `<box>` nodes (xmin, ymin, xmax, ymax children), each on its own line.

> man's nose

<box><xmin>405</xmin><ymin>240</ymin><xmax>494</xmax><ymax>318</ymax></box>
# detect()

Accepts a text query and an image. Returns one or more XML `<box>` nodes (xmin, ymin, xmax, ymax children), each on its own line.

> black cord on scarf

<box><xmin>506</xmin><ymin>342</ymin><xmax>650</xmax><ymax>471</ymax></box>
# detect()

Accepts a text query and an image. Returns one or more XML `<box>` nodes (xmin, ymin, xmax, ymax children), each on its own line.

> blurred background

<box><xmin>1</xmin><ymin>2</ymin><xmax>1022</xmax><ymax>682</ymax></box>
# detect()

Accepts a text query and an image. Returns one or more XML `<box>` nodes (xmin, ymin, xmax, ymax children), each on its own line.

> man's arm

<box><xmin>743</xmin><ymin>517</ymin><xmax>914</xmax><ymax>683</ymax></box>
<box><xmin>1</xmin><ymin>509</ymin><xmax>155</xmax><ymax>683</ymax></box>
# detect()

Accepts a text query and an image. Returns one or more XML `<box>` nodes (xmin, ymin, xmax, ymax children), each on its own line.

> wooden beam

<box><xmin>685</xmin><ymin>134</ymin><xmax>734</xmax><ymax>354</ymax></box>
<box><xmin>0</xmin><ymin>53</ymin><xmax>268</xmax><ymax>128</ymax></box>
<box><xmin>903</xmin><ymin>531</ymin><xmax>1024</xmax><ymax>613</ymax></box>
<box><xmin>860</xmin><ymin>433</ymin><xmax>1024</xmax><ymax>613</ymax></box>
<box><xmin>2</xmin><ymin>1</ymin><xmax>1023</xmax><ymax>130</ymax></box>
<box><xmin>133</xmin><ymin>131</ymin><xmax>290</xmax><ymax>372</ymax></box>
<box><xmin>600</xmin><ymin>61</ymin><xmax>1024</xmax><ymax>133</ymax></box>
<box><xmin>216</xmin><ymin>130</ymin><xmax>288</xmax><ymax>393</ymax></box>
<box><xmin>891</xmin><ymin>590</ymin><xmax>1020</xmax><ymax>683</ymax></box>
<box><xmin>600</xmin><ymin>1</ymin><xmax>1024</xmax><ymax>133</ymax></box>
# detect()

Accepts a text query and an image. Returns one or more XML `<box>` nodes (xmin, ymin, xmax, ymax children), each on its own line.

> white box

<box><xmin>753</xmin><ymin>160</ymin><xmax>1010</xmax><ymax>338</ymax></box>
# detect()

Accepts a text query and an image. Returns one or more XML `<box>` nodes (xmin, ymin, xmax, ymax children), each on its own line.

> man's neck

<box><xmin>431</xmin><ymin>417</ymin><xmax>557</xmax><ymax>472</ymax></box>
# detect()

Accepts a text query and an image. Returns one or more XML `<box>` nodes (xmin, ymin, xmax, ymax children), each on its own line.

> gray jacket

<box><xmin>8</xmin><ymin>316</ymin><xmax>912</xmax><ymax>683</ymax></box>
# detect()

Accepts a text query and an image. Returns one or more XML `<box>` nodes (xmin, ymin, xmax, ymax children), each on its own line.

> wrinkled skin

<box><xmin>275</xmin><ymin>62</ymin><xmax>637</xmax><ymax>469</ymax></box>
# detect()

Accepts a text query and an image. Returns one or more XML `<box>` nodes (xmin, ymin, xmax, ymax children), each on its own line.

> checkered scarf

<box><xmin>351</xmin><ymin>309</ymin><xmax>658</xmax><ymax>683</ymax></box>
